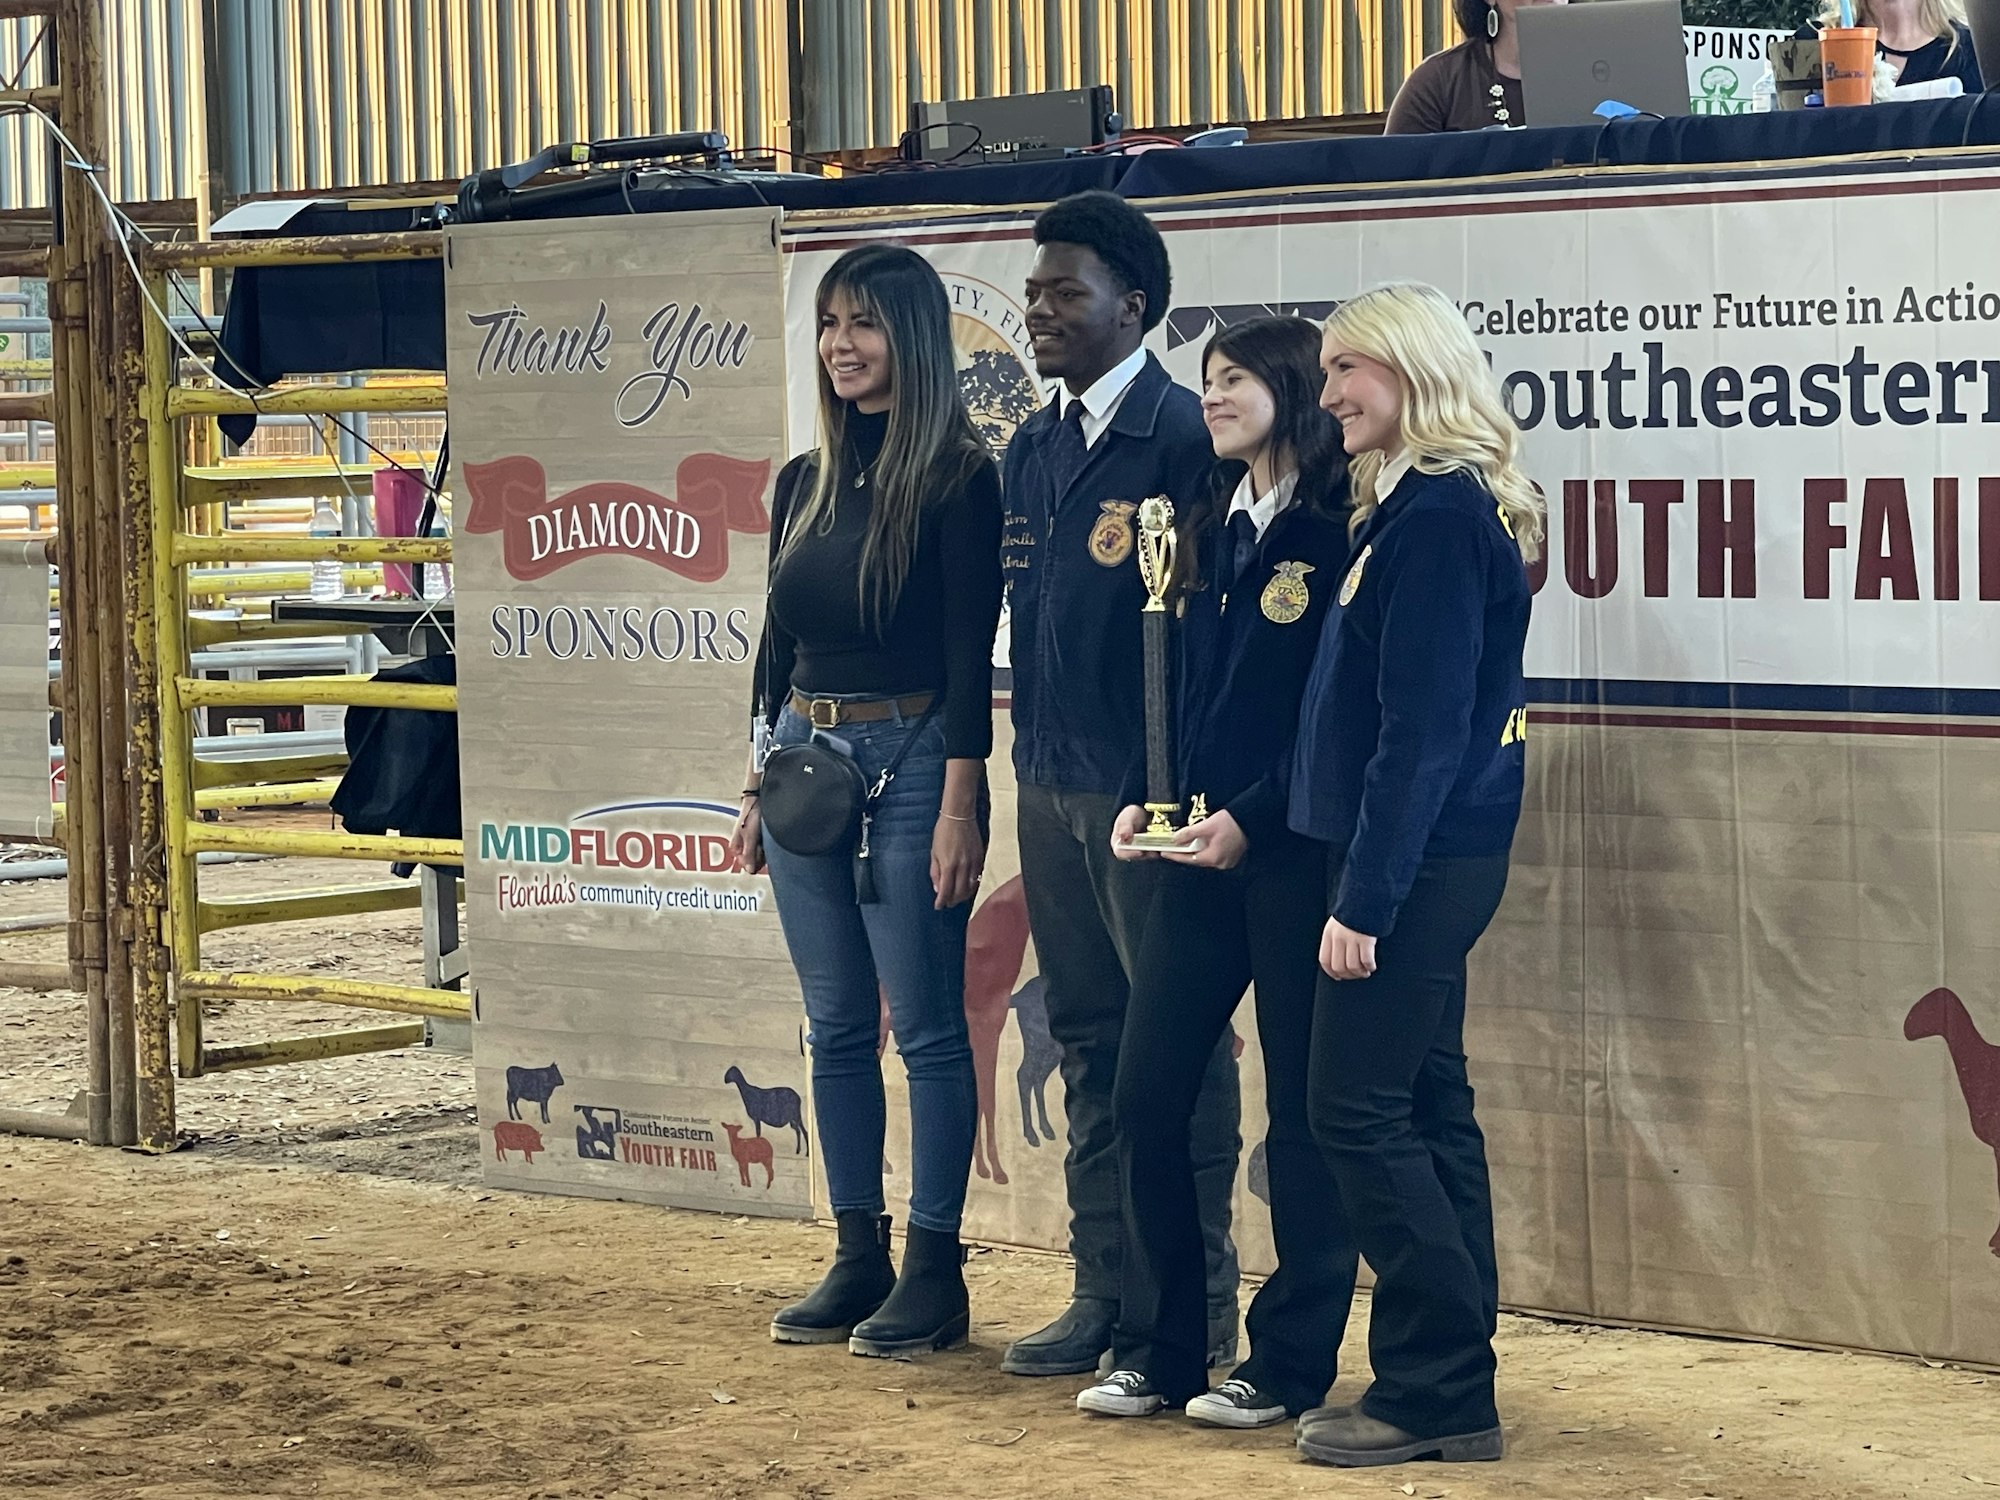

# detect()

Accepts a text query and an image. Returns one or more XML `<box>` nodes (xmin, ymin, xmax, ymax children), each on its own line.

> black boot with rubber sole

<box><xmin>769</xmin><ymin>1211</ymin><xmax>896</xmax><ymax>1345</ymax></box>
<box><xmin>848</xmin><ymin>1224</ymin><xmax>969</xmax><ymax>1358</ymax></box>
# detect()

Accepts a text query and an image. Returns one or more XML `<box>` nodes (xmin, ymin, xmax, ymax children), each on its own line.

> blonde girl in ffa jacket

<box><xmin>1288</xmin><ymin>282</ymin><xmax>1544</xmax><ymax>1470</ymax></box>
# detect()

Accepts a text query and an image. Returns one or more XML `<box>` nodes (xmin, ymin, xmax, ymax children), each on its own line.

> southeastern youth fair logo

<box><xmin>482</xmin><ymin>800</ymin><xmax>763</xmax><ymax>918</ymax></box>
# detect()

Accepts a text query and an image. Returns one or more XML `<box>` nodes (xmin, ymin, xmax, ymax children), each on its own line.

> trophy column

<box><xmin>1131</xmin><ymin>496</ymin><xmax>1184</xmax><ymax>850</ymax></box>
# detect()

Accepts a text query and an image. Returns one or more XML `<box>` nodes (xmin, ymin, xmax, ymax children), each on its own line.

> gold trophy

<box><xmin>1127</xmin><ymin>496</ymin><xmax>1205</xmax><ymax>851</ymax></box>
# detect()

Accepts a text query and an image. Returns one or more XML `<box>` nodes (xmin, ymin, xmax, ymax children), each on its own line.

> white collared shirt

<box><xmin>1226</xmin><ymin>469</ymin><xmax>1300</xmax><ymax>542</ymax></box>
<box><xmin>1051</xmin><ymin>345</ymin><xmax>1149</xmax><ymax>450</ymax></box>
<box><xmin>1375</xmin><ymin>449</ymin><xmax>1415</xmax><ymax>506</ymax></box>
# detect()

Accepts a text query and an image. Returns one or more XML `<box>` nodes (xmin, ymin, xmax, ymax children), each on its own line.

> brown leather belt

<box><xmin>789</xmin><ymin>690</ymin><xmax>936</xmax><ymax>730</ymax></box>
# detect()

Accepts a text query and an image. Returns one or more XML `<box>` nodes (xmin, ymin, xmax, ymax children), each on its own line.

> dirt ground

<box><xmin>2</xmin><ymin>860</ymin><xmax>1999</xmax><ymax>1500</ymax></box>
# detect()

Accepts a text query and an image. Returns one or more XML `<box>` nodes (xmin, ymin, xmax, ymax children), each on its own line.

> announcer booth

<box><xmin>227</xmin><ymin>96</ymin><xmax>2000</xmax><ymax>1372</ymax></box>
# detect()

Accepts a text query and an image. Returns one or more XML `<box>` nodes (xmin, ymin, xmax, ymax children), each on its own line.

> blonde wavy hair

<box><xmin>1815</xmin><ymin>0</ymin><xmax>1964</xmax><ymax>48</ymax></box>
<box><xmin>1323</xmin><ymin>283</ymin><xmax>1545</xmax><ymax>563</ymax></box>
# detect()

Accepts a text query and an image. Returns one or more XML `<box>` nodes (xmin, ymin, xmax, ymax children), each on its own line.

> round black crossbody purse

<box><xmin>753</xmin><ymin>461</ymin><xmax>940</xmax><ymax>898</ymax></box>
<box><xmin>759</xmin><ymin>736</ymin><xmax>868</xmax><ymax>857</ymax></box>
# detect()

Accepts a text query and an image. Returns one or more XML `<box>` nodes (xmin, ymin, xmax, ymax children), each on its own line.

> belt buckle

<box><xmin>807</xmin><ymin>697</ymin><xmax>842</xmax><ymax>730</ymax></box>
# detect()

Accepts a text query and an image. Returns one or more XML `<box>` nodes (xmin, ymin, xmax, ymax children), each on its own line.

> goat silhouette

<box><xmin>1905</xmin><ymin>986</ymin><xmax>2000</xmax><ymax>1256</ymax></box>
<box><xmin>1010</xmin><ymin>976</ymin><xmax>1060</xmax><ymax>1148</ymax></box>
<box><xmin>722</xmin><ymin>1121</ymin><xmax>775</xmax><ymax>1190</ymax></box>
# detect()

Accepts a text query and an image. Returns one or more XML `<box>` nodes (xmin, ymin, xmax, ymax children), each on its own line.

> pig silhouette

<box><xmin>492</xmin><ymin>1120</ymin><xmax>546</xmax><ymax>1164</ymax></box>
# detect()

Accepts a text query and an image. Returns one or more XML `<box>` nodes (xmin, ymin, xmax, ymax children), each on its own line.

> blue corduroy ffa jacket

<box><xmin>1287</xmin><ymin>464</ymin><xmax>1532</xmax><ymax>938</ymax></box>
<box><xmin>1003</xmin><ymin>352</ymin><xmax>1214</xmax><ymax>794</ymax></box>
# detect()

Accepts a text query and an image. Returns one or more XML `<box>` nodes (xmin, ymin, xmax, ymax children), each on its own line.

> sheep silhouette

<box><xmin>723</xmin><ymin>1065</ymin><xmax>808</xmax><ymax>1153</ymax></box>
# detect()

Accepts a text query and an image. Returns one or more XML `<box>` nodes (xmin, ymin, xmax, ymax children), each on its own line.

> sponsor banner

<box><xmin>781</xmin><ymin>166</ymin><xmax>2000</xmax><ymax>1364</ymax></box>
<box><xmin>1685</xmin><ymin>26</ymin><xmax>1789</xmax><ymax>114</ymax></box>
<box><xmin>448</xmin><ymin>210</ymin><xmax>808</xmax><ymax>1216</ymax></box>
<box><xmin>789</xmin><ymin>172</ymin><xmax>2000</xmax><ymax>712</ymax></box>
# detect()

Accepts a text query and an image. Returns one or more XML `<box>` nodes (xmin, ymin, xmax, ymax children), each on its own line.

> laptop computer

<box><xmin>1517</xmin><ymin>0</ymin><xmax>1693</xmax><ymax>127</ymax></box>
<box><xmin>1963</xmin><ymin>0</ymin><xmax>2000</xmax><ymax>87</ymax></box>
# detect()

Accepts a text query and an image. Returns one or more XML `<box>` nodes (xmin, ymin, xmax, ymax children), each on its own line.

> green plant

<box><xmin>1681</xmin><ymin>0</ymin><xmax>1815</xmax><ymax>27</ymax></box>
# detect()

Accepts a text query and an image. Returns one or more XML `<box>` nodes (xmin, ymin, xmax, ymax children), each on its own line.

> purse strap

<box><xmin>863</xmin><ymin>695</ymin><xmax>942</xmax><ymax>807</ymax></box>
<box><xmin>753</xmin><ymin>458</ymin><xmax>812</xmax><ymax>751</ymax></box>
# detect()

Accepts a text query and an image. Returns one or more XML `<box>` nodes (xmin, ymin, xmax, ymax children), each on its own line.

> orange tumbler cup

<box><xmin>1819</xmin><ymin>26</ymin><xmax>1878</xmax><ymax>106</ymax></box>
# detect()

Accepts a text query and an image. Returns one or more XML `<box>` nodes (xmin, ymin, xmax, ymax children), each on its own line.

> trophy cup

<box><xmin>1127</xmin><ymin>496</ymin><xmax>1203</xmax><ymax>852</ymax></box>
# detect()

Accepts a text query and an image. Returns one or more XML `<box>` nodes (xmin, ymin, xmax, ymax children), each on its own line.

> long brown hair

<box><xmin>780</xmin><ymin>245</ymin><xmax>986</xmax><ymax>632</ymax></box>
<box><xmin>1173</xmin><ymin>314</ymin><xmax>1348</xmax><ymax>593</ymax></box>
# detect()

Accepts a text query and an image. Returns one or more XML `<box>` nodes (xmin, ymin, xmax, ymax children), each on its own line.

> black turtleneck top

<box><xmin>754</xmin><ymin>408</ymin><xmax>1004</xmax><ymax>759</ymax></box>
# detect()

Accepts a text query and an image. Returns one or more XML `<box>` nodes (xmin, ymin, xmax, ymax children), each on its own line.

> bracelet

<box><xmin>741</xmin><ymin>788</ymin><xmax>761</xmax><ymax>799</ymax></box>
<box><xmin>939</xmin><ymin>811</ymin><xmax>975</xmax><ymax>823</ymax></box>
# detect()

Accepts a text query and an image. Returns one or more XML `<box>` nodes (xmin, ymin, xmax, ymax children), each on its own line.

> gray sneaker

<box><xmin>1186</xmin><ymin>1378</ymin><xmax>1288</xmax><ymax>1429</ymax></box>
<box><xmin>1076</xmin><ymin>1369</ymin><xmax>1170</xmax><ymax>1417</ymax></box>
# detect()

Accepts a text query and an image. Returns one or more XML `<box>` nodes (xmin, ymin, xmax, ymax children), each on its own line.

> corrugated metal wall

<box><xmin>0</xmin><ymin>0</ymin><xmax>1447</xmax><ymax>211</ymax></box>
<box><xmin>801</xmin><ymin>0</ymin><xmax>1444</xmax><ymax>150</ymax></box>
<box><xmin>0</xmin><ymin>19</ymin><xmax>57</xmax><ymax>211</ymax></box>
<box><xmin>209</xmin><ymin>0</ymin><xmax>794</xmax><ymax>196</ymax></box>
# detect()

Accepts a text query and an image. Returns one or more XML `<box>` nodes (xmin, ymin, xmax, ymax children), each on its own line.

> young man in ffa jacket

<box><xmin>999</xmin><ymin>191</ymin><xmax>1243</xmax><ymax>1378</ymax></box>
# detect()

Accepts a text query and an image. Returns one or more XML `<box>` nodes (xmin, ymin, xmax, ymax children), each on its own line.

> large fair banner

<box><xmin>447</xmin><ymin>210</ymin><xmax>809</xmax><ymax>1217</ymax></box>
<box><xmin>783</xmin><ymin>162</ymin><xmax>2000</xmax><ymax>1366</ymax></box>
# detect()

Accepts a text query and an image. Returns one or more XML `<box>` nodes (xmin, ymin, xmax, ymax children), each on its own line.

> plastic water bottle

<box><xmin>421</xmin><ymin>518</ymin><xmax>450</xmax><ymax>600</ymax></box>
<box><xmin>1750</xmin><ymin>68</ymin><xmax>1777</xmax><ymax>113</ymax></box>
<box><xmin>309</xmin><ymin>497</ymin><xmax>343</xmax><ymax>601</ymax></box>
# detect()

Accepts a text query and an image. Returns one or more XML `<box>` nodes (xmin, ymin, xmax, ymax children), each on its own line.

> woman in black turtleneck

<box><xmin>731</xmin><ymin>244</ymin><xmax>1003</xmax><ymax>1360</ymax></box>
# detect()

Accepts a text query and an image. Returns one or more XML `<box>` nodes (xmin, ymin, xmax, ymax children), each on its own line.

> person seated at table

<box><xmin>1794</xmin><ymin>0</ymin><xmax>1980</xmax><ymax>94</ymax></box>
<box><xmin>1385</xmin><ymin>0</ymin><xmax>1565</xmax><ymax>133</ymax></box>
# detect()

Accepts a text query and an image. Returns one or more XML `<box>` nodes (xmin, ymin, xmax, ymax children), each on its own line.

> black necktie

<box><xmin>1047</xmin><ymin>398</ymin><xmax>1089</xmax><ymax>496</ymax></box>
<box><xmin>1224</xmin><ymin>508</ymin><xmax>1259</xmax><ymax>593</ymax></box>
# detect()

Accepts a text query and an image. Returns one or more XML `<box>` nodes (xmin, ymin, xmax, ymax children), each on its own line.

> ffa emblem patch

<box><xmin>1260</xmin><ymin>561</ymin><xmax>1315</xmax><ymax>624</ymax></box>
<box><xmin>1339</xmin><ymin>545</ymin><xmax>1372</xmax><ymax>607</ymax></box>
<box><xmin>1089</xmin><ymin>501</ymin><xmax>1139</xmax><ymax>567</ymax></box>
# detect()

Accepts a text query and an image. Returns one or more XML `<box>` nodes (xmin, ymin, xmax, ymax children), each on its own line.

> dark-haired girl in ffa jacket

<box><xmin>1288</xmin><ymin>283</ymin><xmax>1544</xmax><ymax>1471</ymax></box>
<box><xmin>1073</xmin><ymin>316</ymin><xmax>1357</xmax><ymax>1431</ymax></box>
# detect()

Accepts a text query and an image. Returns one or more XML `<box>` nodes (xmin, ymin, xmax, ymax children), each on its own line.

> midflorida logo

<box><xmin>482</xmin><ymin>799</ymin><xmax>762</xmax><ymax>917</ymax></box>
<box><xmin>461</xmin><ymin>453</ymin><xmax>771</xmax><ymax>583</ymax></box>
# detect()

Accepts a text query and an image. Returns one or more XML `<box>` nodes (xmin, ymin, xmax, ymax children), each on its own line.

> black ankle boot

<box><xmin>770</xmin><ymin>1211</ymin><xmax>895</xmax><ymax>1345</ymax></box>
<box><xmin>848</xmin><ymin>1225</ymin><xmax>969</xmax><ymax>1358</ymax></box>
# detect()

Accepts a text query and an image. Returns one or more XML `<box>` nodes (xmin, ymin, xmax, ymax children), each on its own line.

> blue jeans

<box><xmin>763</xmin><ymin>700</ymin><xmax>977</xmax><ymax>1235</ymax></box>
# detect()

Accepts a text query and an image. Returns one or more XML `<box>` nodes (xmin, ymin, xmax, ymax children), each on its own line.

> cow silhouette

<box><xmin>492</xmin><ymin>1120</ymin><xmax>546</xmax><ymax>1164</ymax></box>
<box><xmin>1905</xmin><ymin>987</ymin><xmax>2000</xmax><ymax>1255</ymax></box>
<box><xmin>722</xmin><ymin>1121</ymin><xmax>775</xmax><ymax>1189</ymax></box>
<box><xmin>724</xmin><ymin>1065</ymin><xmax>808</xmax><ymax>1152</ymax></box>
<box><xmin>1011</xmin><ymin>976</ymin><xmax>1060</xmax><ymax>1148</ymax></box>
<box><xmin>506</xmin><ymin>1062</ymin><xmax>564</xmax><ymax>1124</ymax></box>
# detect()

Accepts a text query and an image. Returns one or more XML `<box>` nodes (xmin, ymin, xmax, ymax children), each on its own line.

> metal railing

<box><xmin>133</xmin><ymin>237</ymin><xmax>464</xmax><ymax>1085</ymax></box>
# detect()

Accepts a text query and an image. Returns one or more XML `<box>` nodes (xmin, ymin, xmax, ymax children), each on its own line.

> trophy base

<box><xmin>1128</xmin><ymin>803</ymin><xmax>1200</xmax><ymax>852</ymax></box>
<box><xmin>1127</xmin><ymin>830</ymin><xmax>1200</xmax><ymax>852</ymax></box>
